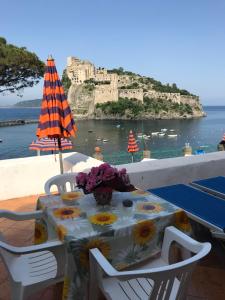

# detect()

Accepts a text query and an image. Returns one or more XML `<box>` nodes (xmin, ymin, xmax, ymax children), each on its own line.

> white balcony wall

<box><xmin>0</xmin><ymin>152</ymin><xmax>102</xmax><ymax>201</ymax></box>
<box><xmin>121</xmin><ymin>151</ymin><xmax>225</xmax><ymax>191</ymax></box>
<box><xmin>1</xmin><ymin>151</ymin><xmax>225</xmax><ymax>201</ymax></box>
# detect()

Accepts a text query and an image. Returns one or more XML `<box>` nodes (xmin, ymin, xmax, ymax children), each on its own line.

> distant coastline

<box><xmin>13</xmin><ymin>99</ymin><xmax>41</xmax><ymax>108</ymax></box>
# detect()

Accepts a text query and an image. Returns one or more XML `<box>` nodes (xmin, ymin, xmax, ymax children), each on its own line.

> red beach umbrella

<box><xmin>127</xmin><ymin>130</ymin><xmax>139</xmax><ymax>162</ymax></box>
<box><xmin>36</xmin><ymin>56</ymin><xmax>77</xmax><ymax>173</ymax></box>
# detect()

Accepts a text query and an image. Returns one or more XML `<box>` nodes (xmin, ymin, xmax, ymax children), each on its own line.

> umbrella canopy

<box><xmin>127</xmin><ymin>130</ymin><xmax>139</xmax><ymax>162</ymax></box>
<box><xmin>36</xmin><ymin>56</ymin><xmax>77</xmax><ymax>173</ymax></box>
<box><xmin>29</xmin><ymin>137</ymin><xmax>73</xmax><ymax>151</ymax></box>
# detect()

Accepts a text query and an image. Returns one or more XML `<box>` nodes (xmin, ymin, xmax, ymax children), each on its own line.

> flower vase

<box><xmin>93</xmin><ymin>187</ymin><xmax>113</xmax><ymax>206</ymax></box>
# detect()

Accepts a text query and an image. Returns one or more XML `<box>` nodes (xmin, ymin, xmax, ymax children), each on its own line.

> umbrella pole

<box><xmin>131</xmin><ymin>153</ymin><xmax>134</xmax><ymax>163</ymax></box>
<box><xmin>58</xmin><ymin>138</ymin><xmax>64</xmax><ymax>174</ymax></box>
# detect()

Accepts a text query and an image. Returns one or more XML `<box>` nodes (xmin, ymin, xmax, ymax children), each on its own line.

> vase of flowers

<box><xmin>76</xmin><ymin>163</ymin><xmax>134</xmax><ymax>206</ymax></box>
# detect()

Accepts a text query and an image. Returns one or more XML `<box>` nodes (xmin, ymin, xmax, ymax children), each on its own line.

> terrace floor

<box><xmin>1</xmin><ymin>196</ymin><xmax>225</xmax><ymax>300</ymax></box>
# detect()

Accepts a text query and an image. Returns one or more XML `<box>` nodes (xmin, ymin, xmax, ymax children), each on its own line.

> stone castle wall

<box><xmin>180</xmin><ymin>95</ymin><xmax>200</xmax><ymax>106</ymax></box>
<box><xmin>95</xmin><ymin>73</ymin><xmax>118</xmax><ymax>88</ymax></box>
<box><xmin>118</xmin><ymin>89</ymin><xmax>143</xmax><ymax>102</ymax></box>
<box><xmin>94</xmin><ymin>86</ymin><xmax>118</xmax><ymax>104</ymax></box>
<box><xmin>144</xmin><ymin>90</ymin><xmax>181</xmax><ymax>103</ymax></box>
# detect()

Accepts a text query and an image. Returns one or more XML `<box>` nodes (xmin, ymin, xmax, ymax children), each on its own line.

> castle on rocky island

<box><xmin>66</xmin><ymin>56</ymin><xmax>204</xmax><ymax>119</ymax></box>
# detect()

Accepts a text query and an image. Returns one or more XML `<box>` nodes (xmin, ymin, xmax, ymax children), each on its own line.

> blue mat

<box><xmin>192</xmin><ymin>176</ymin><xmax>225</xmax><ymax>196</ymax></box>
<box><xmin>149</xmin><ymin>184</ymin><xmax>225</xmax><ymax>231</ymax></box>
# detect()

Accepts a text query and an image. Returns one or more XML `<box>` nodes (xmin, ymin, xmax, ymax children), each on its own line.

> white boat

<box><xmin>168</xmin><ymin>134</ymin><xmax>178</xmax><ymax>138</ymax></box>
<box><xmin>137</xmin><ymin>133</ymin><xmax>143</xmax><ymax>138</ymax></box>
<box><xmin>103</xmin><ymin>139</ymin><xmax>109</xmax><ymax>143</ymax></box>
<box><xmin>116</xmin><ymin>125</ymin><xmax>120</xmax><ymax>128</ymax></box>
<box><xmin>169</xmin><ymin>129</ymin><xmax>175</xmax><ymax>132</ymax></box>
<box><xmin>158</xmin><ymin>133</ymin><xmax>165</xmax><ymax>137</ymax></box>
<box><xmin>96</xmin><ymin>138</ymin><xmax>102</xmax><ymax>141</ymax></box>
<box><xmin>161</xmin><ymin>128</ymin><xmax>167</xmax><ymax>132</ymax></box>
<box><xmin>151</xmin><ymin>132</ymin><xmax>160</xmax><ymax>136</ymax></box>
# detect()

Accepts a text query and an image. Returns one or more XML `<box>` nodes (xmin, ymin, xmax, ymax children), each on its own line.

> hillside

<box><xmin>14</xmin><ymin>99</ymin><xmax>41</xmax><ymax>107</ymax></box>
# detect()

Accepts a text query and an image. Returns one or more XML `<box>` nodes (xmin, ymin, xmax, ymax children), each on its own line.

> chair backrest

<box><xmin>0</xmin><ymin>239</ymin><xmax>66</xmax><ymax>285</ymax></box>
<box><xmin>44</xmin><ymin>173</ymin><xmax>77</xmax><ymax>194</ymax></box>
<box><xmin>90</xmin><ymin>226</ymin><xmax>211</xmax><ymax>300</ymax></box>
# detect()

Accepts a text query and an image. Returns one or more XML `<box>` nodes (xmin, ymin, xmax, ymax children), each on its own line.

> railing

<box><xmin>103</xmin><ymin>144</ymin><xmax>217</xmax><ymax>165</ymax></box>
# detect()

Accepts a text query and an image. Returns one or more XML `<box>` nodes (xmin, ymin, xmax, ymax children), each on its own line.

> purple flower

<box><xmin>99</xmin><ymin>163</ymin><xmax>111</xmax><ymax>171</ymax></box>
<box><xmin>102</xmin><ymin>167</ymin><xmax>116</xmax><ymax>181</ymax></box>
<box><xmin>118</xmin><ymin>168</ymin><xmax>126</xmax><ymax>176</ymax></box>
<box><xmin>86</xmin><ymin>177</ymin><xmax>98</xmax><ymax>193</ymax></box>
<box><xmin>90</xmin><ymin>167</ymin><xmax>99</xmax><ymax>177</ymax></box>
<box><xmin>75</xmin><ymin>163</ymin><xmax>131</xmax><ymax>194</ymax></box>
<box><xmin>76</xmin><ymin>172</ymin><xmax>88</xmax><ymax>187</ymax></box>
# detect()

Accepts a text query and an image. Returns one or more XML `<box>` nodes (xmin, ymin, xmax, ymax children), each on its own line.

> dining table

<box><xmin>35</xmin><ymin>189</ymin><xmax>191</xmax><ymax>300</ymax></box>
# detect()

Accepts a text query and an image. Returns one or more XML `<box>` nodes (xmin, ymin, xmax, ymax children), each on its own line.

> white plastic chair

<box><xmin>89</xmin><ymin>226</ymin><xmax>211</xmax><ymax>300</ymax></box>
<box><xmin>44</xmin><ymin>172</ymin><xmax>78</xmax><ymax>194</ymax></box>
<box><xmin>0</xmin><ymin>210</ymin><xmax>66</xmax><ymax>300</ymax></box>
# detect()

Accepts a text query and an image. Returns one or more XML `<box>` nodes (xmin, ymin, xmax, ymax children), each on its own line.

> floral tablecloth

<box><xmin>35</xmin><ymin>189</ymin><xmax>191</xmax><ymax>300</ymax></box>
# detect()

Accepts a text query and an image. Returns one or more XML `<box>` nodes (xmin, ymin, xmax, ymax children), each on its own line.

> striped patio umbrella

<box><xmin>127</xmin><ymin>130</ymin><xmax>139</xmax><ymax>162</ymax></box>
<box><xmin>36</xmin><ymin>56</ymin><xmax>77</xmax><ymax>173</ymax></box>
<box><xmin>29</xmin><ymin>137</ymin><xmax>73</xmax><ymax>151</ymax></box>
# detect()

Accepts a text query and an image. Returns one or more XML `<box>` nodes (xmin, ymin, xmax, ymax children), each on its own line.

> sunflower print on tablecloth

<box><xmin>80</xmin><ymin>239</ymin><xmax>110</xmax><ymax>268</ymax></box>
<box><xmin>61</xmin><ymin>191</ymin><xmax>83</xmax><ymax>201</ymax></box>
<box><xmin>174</xmin><ymin>210</ymin><xmax>191</xmax><ymax>232</ymax></box>
<box><xmin>133</xmin><ymin>220</ymin><xmax>156</xmax><ymax>245</ymax></box>
<box><xmin>34</xmin><ymin>222</ymin><xmax>48</xmax><ymax>244</ymax></box>
<box><xmin>131</xmin><ymin>189</ymin><xmax>150</xmax><ymax>196</ymax></box>
<box><xmin>56</xmin><ymin>224</ymin><xmax>68</xmax><ymax>241</ymax></box>
<box><xmin>89</xmin><ymin>212</ymin><xmax>117</xmax><ymax>226</ymax></box>
<box><xmin>136</xmin><ymin>202</ymin><xmax>164</xmax><ymax>214</ymax></box>
<box><xmin>53</xmin><ymin>207</ymin><xmax>81</xmax><ymax>219</ymax></box>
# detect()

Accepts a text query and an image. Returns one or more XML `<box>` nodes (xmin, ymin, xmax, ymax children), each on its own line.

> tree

<box><xmin>0</xmin><ymin>37</ymin><xmax>45</xmax><ymax>94</ymax></box>
<box><xmin>61</xmin><ymin>69</ymin><xmax>72</xmax><ymax>95</ymax></box>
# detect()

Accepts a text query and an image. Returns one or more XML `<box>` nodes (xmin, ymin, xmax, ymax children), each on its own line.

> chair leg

<box><xmin>11</xmin><ymin>283</ymin><xmax>24</xmax><ymax>300</ymax></box>
<box><xmin>53</xmin><ymin>282</ymin><xmax>63</xmax><ymax>300</ymax></box>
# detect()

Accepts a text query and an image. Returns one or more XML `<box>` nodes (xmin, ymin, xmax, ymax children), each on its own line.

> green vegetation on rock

<box><xmin>108</xmin><ymin>67</ymin><xmax>137</xmax><ymax>76</ymax></box>
<box><xmin>61</xmin><ymin>69</ymin><xmax>72</xmax><ymax>95</ymax></box>
<box><xmin>0</xmin><ymin>37</ymin><xmax>44</xmax><ymax>95</ymax></box>
<box><xmin>96</xmin><ymin>98</ymin><xmax>143</xmax><ymax>117</ymax></box>
<box><xmin>95</xmin><ymin>97</ymin><xmax>194</xmax><ymax>119</ymax></box>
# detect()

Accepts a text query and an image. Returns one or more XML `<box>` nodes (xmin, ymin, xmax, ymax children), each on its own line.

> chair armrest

<box><xmin>90</xmin><ymin>241</ymin><xmax>211</xmax><ymax>281</ymax></box>
<box><xmin>161</xmin><ymin>226</ymin><xmax>207</xmax><ymax>262</ymax></box>
<box><xmin>0</xmin><ymin>210</ymin><xmax>43</xmax><ymax>221</ymax></box>
<box><xmin>210</xmin><ymin>230</ymin><xmax>225</xmax><ymax>240</ymax></box>
<box><xmin>0</xmin><ymin>239</ymin><xmax>63</xmax><ymax>255</ymax></box>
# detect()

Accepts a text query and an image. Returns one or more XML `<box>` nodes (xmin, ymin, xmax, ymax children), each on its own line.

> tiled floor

<box><xmin>1</xmin><ymin>196</ymin><xmax>225</xmax><ymax>300</ymax></box>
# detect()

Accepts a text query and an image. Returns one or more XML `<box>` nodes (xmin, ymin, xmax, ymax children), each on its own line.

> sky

<box><xmin>1</xmin><ymin>0</ymin><xmax>225</xmax><ymax>105</ymax></box>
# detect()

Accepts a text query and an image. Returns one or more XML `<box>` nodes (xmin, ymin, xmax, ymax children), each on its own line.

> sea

<box><xmin>0</xmin><ymin>106</ymin><xmax>225</xmax><ymax>164</ymax></box>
